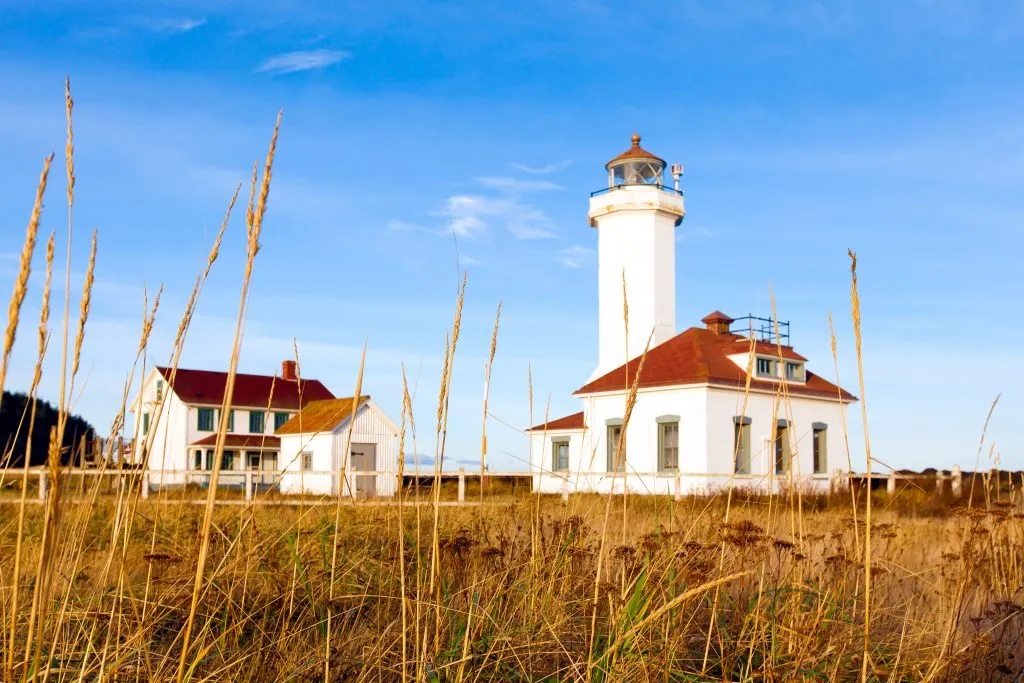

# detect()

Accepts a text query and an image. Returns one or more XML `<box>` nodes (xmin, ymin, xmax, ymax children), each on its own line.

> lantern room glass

<box><xmin>608</xmin><ymin>159</ymin><xmax>665</xmax><ymax>188</ymax></box>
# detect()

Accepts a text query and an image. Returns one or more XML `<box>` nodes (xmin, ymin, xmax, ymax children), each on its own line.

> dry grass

<box><xmin>1</xmin><ymin>492</ymin><xmax>1022</xmax><ymax>681</ymax></box>
<box><xmin>1</xmin><ymin>86</ymin><xmax>1022</xmax><ymax>682</ymax></box>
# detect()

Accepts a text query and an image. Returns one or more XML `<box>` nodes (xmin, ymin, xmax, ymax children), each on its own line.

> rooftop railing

<box><xmin>590</xmin><ymin>183</ymin><xmax>684</xmax><ymax>198</ymax></box>
<box><xmin>729</xmin><ymin>315</ymin><xmax>791</xmax><ymax>346</ymax></box>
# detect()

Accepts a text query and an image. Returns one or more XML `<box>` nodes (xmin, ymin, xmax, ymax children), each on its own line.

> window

<box><xmin>221</xmin><ymin>450</ymin><xmax>235</xmax><ymax>471</ymax></box>
<box><xmin>301</xmin><ymin>451</ymin><xmax>313</xmax><ymax>471</ymax></box>
<box><xmin>249</xmin><ymin>454</ymin><xmax>261</xmax><ymax>470</ymax></box>
<box><xmin>142</xmin><ymin>413</ymin><xmax>150</xmax><ymax>436</ymax></box>
<box><xmin>734</xmin><ymin>417</ymin><xmax>751</xmax><ymax>474</ymax></box>
<box><xmin>274</xmin><ymin>412</ymin><xmax>290</xmax><ymax>430</ymax></box>
<box><xmin>658</xmin><ymin>422</ymin><xmax>679</xmax><ymax>471</ymax></box>
<box><xmin>812</xmin><ymin>423</ymin><xmax>827</xmax><ymax>474</ymax></box>
<box><xmin>785</xmin><ymin>362</ymin><xmax>804</xmax><ymax>382</ymax></box>
<box><xmin>249</xmin><ymin>411</ymin><xmax>266</xmax><ymax>434</ymax></box>
<box><xmin>204</xmin><ymin>450</ymin><xmax>214</xmax><ymax>471</ymax></box>
<box><xmin>193</xmin><ymin>451</ymin><xmax>202</xmax><ymax>470</ymax></box>
<box><xmin>155</xmin><ymin>379</ymin><xmax>164</xmax><ymax>402</ymax></box>
<box><xmin>226</xmin><ymin>410</ymin><xmax>234</xmax><ymax>432</ymax></box>
<box><xmin>606</xmin><ymin>424</ymin><xmax>624</xmax><ymax>472</ymax></box>
<box><xmin>775</xmin><ymin>421</ymin><xmax>791</xmax><ymax>474</ymax></box>
<box><xmin>197</xmin><ymin>407</ymin><xmax>215</xmax><ymax>432</ymax></box>
<box><xmin>552</xmin><ymin>440</ymin><xmax>569</xmax><ymax>472</ymax></box>
<box><xmin>756</xmin><ymin>357</ymin><xmax>776</xmax><ymax>378</ymax></box>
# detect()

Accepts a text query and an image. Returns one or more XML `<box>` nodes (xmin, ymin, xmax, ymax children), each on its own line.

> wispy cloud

<box><xmin>256</xmin><ymin>49</ymin><xmax>351</xmax><ymax>75</ymax></box>
<box><xmin>477</xmin><ymin>176</ymin><xmax>563</xmax><ymax>192</ymax></box>
<box><xmin>387</xmin><ymin>219</ymin><xmax>438</xmax><ymax>234</ymax></box>
<box><xmin>450</xmin><ymin>215</ymin><xmax>488</xmax><ymax>238</ymax></box>
<box><xmin>556</xmin><ymin>245</ymin><xmax>595</xmax><ymax>269</ymax></box>
<box><xmin>676</xmin><ymin>225</ymin><xmax>714</xmax><ymax>241</ymax></box>
<box><xmin>75</xmin><ymin>16</ymin><xmax>206</xmax><ymax>39</ymax></box>
<box><xmin>511</xmin><ymin>159</ymin><xmax>573</xmax><ymax>174</ymax></box>
<box><xmin>140</xmin><ymin>17</ymin><xmax>207</xmax><ymax>33</ymax></box>
<box><xmin>435</xmin><ymin>195</ymin><xmax>555</xmax><ymax>240</ymax></box>
<box><xmin>393</xmin><ymin>169</ymin><xmax>563</xmax><ymax>242</ymax></box>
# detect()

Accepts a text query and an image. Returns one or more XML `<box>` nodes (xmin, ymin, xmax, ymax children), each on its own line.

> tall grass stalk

<box><xmin>324</xmin><ymin>340</ymin><xmax>365</xmax><ymax>681</ymax></box>
<box><xmin>480</xmin><ymin>302</ymin><xmax>501</xmax><ymax>507</ymax></box>
<box><xmin>828</xmin><ymin>311</ymin><xmax>860</xmax><ymax>553</ymax></box>
<box><xmin>586</xmin><ymin>329</ymin><xmax>652</xmax><ymax>682</ymax></box>
<box><xmin>5</xmin><ymin>230</ymin><xmax>53</xmax><ymax>682</ymax></box>
<box><xmin>175</xmin><ymin>111</ymin><xmax>280</xmax><ymax>683</ymax></box>
<box><xmin>848</xmin><ymin>249</ymin><xmax>872</xmax><ymax>681</ymax></box>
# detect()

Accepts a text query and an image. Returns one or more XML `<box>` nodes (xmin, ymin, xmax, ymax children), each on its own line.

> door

<box><xmin>350</xmin><ymin>443</ymin><xmax>377</xmax><ymax>497</ymax></box>
<box><xmin>249</xmin><ymin>453</ymin><xmax>263</xmax><ymax>486</ymax></box>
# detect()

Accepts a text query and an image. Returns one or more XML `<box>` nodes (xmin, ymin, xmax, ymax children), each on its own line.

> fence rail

<box><xmin>2</xmin><ymin>465</ymin><xmax>987</xmax><ymax>505</ymax></box>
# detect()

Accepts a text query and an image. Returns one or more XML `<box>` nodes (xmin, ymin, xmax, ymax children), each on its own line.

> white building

<box><xmin>131</xmin><ymin>360</ymin><xmax>335</xmax><ymax>489</ymax></box>
<box><xmin>276</xmin><ymin>396</ymin><xmax>399</xmax><ymax>497</ymax></box>
<box><xmin>528</xmin><ymin>134</ymin><xmax>857</xmax><ymax>495</ymax></box>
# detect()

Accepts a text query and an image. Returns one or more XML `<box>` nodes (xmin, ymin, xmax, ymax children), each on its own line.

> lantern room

<box><xmin>606</xmin><ymin>133</ymin><xmax>667</xmax><ymax>187</ymax></box>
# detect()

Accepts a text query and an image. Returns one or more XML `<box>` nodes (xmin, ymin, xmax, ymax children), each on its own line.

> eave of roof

<box><xmin>525</xmin><ymin>411</ymin><xmax>586</xmax><ymax>432</ymax></box>
<box><xmin>190</xmin><ymin>434</ymin><xmax>281</xmax><ymax>450</ymax></box>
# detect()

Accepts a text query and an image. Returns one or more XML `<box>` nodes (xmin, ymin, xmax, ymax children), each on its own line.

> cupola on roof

<box><xmin>701</xmin><ymin>310</ymin><xmax>735</xmax><ymax>336</ymax></box>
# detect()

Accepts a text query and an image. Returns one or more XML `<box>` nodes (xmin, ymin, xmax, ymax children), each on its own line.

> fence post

<box><xmin>886</xmin><ymin>472</ymin><xmax>896</xmax><ymax>495</ymax></box>
<box><xmin>141</xmin><ymin>470</ymin><xmax>150</xmax><ymax>500</ymax></box>
<box><xmin>458</xmin><ymin>468</ymin><xmax>466</xmax><ymax>503</ymax></box>
<box><xmin>951</xmin><ymin>465</ymin><xmax>962</xmax><ymax>499</ymax></box>
<box><xmin>561</xmin><ymin>475</ymin><xmax>569</xmax><ymax>503</ymax></box>
<box><xmin>935</xmin><ymin>472</ymin><xmax>946</xmax><ymax>496</ymax></box>
<box><xmin>674</xmin><ymin>472</ymin><xmax>682</xmax><ymax>502</ymax></box>
<box><xmin>38</xmin><ymin>469</ymin><xmax>47</xmax><ymax>502</ymax></box>
<box><xmin>245</xmin><ymin>469</ymin><xmax>253</xmax><ymax>503</ymax></box>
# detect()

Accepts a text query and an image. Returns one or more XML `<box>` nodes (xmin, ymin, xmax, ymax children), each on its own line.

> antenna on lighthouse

<box><xmin>671</xmin><ymin>163</ymin><xmax>683</xmax><ymax>192</ymax></box>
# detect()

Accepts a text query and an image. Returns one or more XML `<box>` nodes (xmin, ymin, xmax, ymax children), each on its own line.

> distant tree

<box><xmin>0</xmin><ymin>391</ymin><xmax>96</xmax><ymax>468</ymax></box>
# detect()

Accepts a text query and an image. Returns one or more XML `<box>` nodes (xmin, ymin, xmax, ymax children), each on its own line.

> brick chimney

<box><xmin>281</xmin><ymin>359</ymin><xmax>298</xmax><ymax>381</ymax></box>
<box><xmin>701</xmin><ymin>310</ymin><xmax>734</xmax><ymax>336</ymax></box>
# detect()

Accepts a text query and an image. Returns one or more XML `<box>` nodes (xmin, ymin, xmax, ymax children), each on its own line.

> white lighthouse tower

<box><xmin>589</xmin><ymin>133</ymin><xmax>686</xmax><ymax>378</ymax></box>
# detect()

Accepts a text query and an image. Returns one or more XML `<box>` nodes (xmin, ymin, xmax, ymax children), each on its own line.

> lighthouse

<box><xmin>588</xmin><ymin>133</ymin><xmax>686</xmax><ymax>378</ymax></box>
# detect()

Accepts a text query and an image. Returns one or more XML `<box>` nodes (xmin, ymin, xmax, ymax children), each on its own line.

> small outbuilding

<box><xmin>276</xmin><ymin>395</ymin><xmax>399</xmax><ymax>497</ymax></box>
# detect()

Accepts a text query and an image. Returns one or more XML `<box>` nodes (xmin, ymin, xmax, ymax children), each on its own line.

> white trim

<box><xmin>525</xmin><ymin>427</ymin><xmax>585</xmax><ymax>435</ymax></box>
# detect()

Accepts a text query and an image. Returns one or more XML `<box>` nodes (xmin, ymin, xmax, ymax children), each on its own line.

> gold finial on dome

<box><xmin>630</xmin><ymin>132</ymin><xmax>641</xmax><ymax>147</ymax></box>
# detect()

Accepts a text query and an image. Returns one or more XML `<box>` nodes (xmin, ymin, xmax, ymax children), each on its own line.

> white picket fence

<box><xmin>7</xmin><ymin>464</ymin><xmax>976</xmax><ymax>505</ymax></box>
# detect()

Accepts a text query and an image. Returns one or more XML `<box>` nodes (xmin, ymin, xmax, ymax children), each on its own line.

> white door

<box><xmin>350</xmin><ymin>443</ymin><xmax>377</xmax><ymax>498</ymax></box>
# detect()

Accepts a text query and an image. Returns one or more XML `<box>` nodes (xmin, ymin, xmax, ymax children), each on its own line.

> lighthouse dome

<box><xmin>605</xmin><ymin>132</ymin><xmax>666</xmax><ymax>187</ymax></box>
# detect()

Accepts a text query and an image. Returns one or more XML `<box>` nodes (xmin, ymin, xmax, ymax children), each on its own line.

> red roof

<box><xmin>606</xmin><ymin>133</ymin><xmax>665</xmax><ymax>168</ymax></box>
<box><xmin>526</xmin><ymin>411</ymin><xmax>585</xmax><ymax>433</ymax></box>
<box><xmin>575</xmin><ymin>327</ymin><xmax>856</xmax><ymax>401</ymax></box>
<box><xmin>157</xmin><ymin>367</ymin><xmax>334</xmax><ymax>410</ymax></box>
<box><xmin>190</xmin><ymin>434</ymin><xmax>281</xmax><ymax>450</ymax></box>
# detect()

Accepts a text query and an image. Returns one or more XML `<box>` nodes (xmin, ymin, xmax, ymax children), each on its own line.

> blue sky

<box><xmin>1</xmin><ymin>0</ymin><xmax>1021</xmax><ymax>472</ymax></box>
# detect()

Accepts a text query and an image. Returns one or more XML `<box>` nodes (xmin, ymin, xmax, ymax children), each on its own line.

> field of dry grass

<box><xmin>1</xmin><ymin>82</ymin><xmax>1022</xmax><ymax>681</ymax></box>
<box><xmin>1</xmin><ymin>489</ymin><xmax>1023</xmax><ymax>680</ymax></box>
